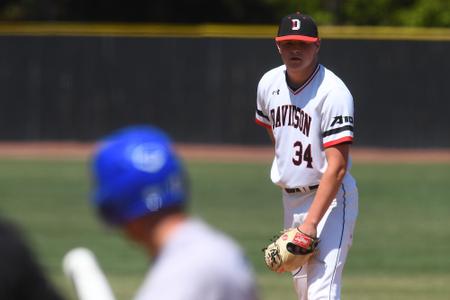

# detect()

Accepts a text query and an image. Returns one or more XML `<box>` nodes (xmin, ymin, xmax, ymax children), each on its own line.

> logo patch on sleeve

<box><xmin>330</xmin><ymin>115</ymin><xmax>354</xmax><ymax>127</ymax></box>
<box><xmin>293</xmin><ymin>232</ymin><xmax>312</xmax><ymax>248</ymax></box>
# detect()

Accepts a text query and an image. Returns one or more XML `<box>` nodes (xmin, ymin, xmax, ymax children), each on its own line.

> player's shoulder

<box><xmin>191</xmin><ymin>220</ymin><xmax>250</xmax><ymax>264</ymax></box>
<box><xmin>320</xmin><ymin>65</ymin><xmax>353</xmax><ymax>99</ymax></box>
<box><xmin>260</xmin><ymin>64</ymin><xmax>285</xmax><ymax>79</ymax></box>
<box><xmin>164</xmin><ymin>219</ymin><xmax>253</xmax><ymax>278</ymax></box>
<box><xmin>321</xmin><ymin>66</ymin><xmax>349</xmax><ymax>90</ymax></box>
<box><xmin>176</xmin><ymin>218</ymin><xmax>244</xmax><ymax>255</ymax></box>
<box><xmin>258</xmin><ymin>65</ymin><xmax>285</xmax><ymax>87</ymax></box>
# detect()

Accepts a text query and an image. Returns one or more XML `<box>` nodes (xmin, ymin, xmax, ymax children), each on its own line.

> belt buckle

<box><xmin>301</xmin><ymin>186</ymin><xmax>308</xmax><ymax>193</ymax></box>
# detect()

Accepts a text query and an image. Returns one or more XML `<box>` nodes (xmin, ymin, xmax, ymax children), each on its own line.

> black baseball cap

<box><xmin>276</xmin><ymin>12</ymin><xmax>319</xmax><ymax>42</ymax></box>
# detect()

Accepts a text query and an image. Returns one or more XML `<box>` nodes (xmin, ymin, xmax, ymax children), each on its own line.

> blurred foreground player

<box><xmin>90</xmin><ymin>125</ymin><xmax>259</xmax><ymax>300</ymax></box>
<box><xmin>0</xmin><ymin>217</ymin><xmax>65</xmax><ymax>300</ymax></box>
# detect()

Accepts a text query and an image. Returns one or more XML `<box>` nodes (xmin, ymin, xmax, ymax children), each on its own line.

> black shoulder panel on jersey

<box><xmin>322</xmin><ymin>125</ymin><xmax>354</xmax><ymax>137</ymax></box>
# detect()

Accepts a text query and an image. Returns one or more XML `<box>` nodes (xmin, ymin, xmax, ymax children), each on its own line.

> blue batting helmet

<box><xmin>91</xmin><ymin>125</ymin><xmax>188</xmax><ymax>226</ymax></box>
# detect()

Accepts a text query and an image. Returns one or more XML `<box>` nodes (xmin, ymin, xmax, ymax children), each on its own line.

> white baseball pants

<box><xmin>282</xmin><ymin>173</ymin><xmax>358</xmax><ymax>300</ymax></box>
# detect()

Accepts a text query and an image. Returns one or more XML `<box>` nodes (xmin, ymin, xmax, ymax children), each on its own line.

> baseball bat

<box><xmin>62</xmin><ymin>247</ymin><xmax>116</xmax><ymax>300</ymax></box>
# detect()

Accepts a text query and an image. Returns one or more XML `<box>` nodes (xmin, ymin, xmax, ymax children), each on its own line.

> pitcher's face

<box><xmin>277</xmin><ymin>40</ymin><xmax>320</xmax><ymax>71</ymax></box>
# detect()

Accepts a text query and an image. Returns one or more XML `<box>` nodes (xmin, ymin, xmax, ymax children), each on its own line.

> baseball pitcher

<box><xmin>256</xmin><ymin>12</ymin><xmax>359</xmax><ymax>300</ymax></box>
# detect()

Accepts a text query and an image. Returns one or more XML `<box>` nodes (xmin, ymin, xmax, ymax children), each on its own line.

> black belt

<box><xmin>285</xmin><ymin>184</ymin><xmax>319</xmax><ymax>194</ymax></box>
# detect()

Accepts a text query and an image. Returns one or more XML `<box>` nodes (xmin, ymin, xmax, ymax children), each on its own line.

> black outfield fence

<box><xmin>0</xmin><ymin>24</ymin><xmax>449</xmax><ymax>147</ymax></box>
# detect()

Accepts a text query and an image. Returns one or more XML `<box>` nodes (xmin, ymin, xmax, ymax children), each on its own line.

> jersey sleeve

<box><xmin>320</xmin><ymin>86</ymin><xmax>355</xmax><ymax>148</ymax></box>
<box><xmin>255</xmin><ymin>77</ymin><xmax>272</xmax><ymax>129</ymax></box>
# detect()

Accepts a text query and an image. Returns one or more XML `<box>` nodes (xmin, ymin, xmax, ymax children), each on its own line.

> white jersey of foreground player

<box><xmin>134</xmin><ymin>218</ymin><xmax>259</xmax><ymax>300</ymax></box>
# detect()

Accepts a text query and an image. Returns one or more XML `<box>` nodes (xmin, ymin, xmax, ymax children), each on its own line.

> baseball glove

<box><xmin>263</xmin><ymin>227</ymin><xmax>319</xmax><ymax>273</ymax></box>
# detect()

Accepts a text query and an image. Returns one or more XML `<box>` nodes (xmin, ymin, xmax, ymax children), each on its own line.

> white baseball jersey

<box><xmin>255</xmin><ymin>64</ymin><xmax>354</xmax><ymax>188</ymax></box>
<box><xmin>134</xmin><ymin>218</ymin><xmax>259</xmax><ymax>300</ymax></box>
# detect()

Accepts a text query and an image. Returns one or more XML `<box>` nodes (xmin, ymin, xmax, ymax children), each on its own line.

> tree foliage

<box><xmin>0</xmin><ymin>0</ymin><xmax>448</xmax><ymax>27</ymax></box>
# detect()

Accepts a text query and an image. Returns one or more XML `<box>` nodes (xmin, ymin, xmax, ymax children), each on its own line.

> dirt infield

<box><xmin>0</xmin><ymin>142</ymin><xmax>449</xmax><ymax>163</ymax></box>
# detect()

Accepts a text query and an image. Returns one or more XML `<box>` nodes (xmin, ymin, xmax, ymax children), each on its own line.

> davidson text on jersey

<box><xmin>271</xmin><ymin>104</ymin><xmax>311</xmax><ymax>137</ymax></box>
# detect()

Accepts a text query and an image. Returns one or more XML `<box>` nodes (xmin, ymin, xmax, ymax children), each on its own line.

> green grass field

<box><xmin>0</xmin><ymin>158</ymin><xmax>449</xmax><ymax>300</ymax></box>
